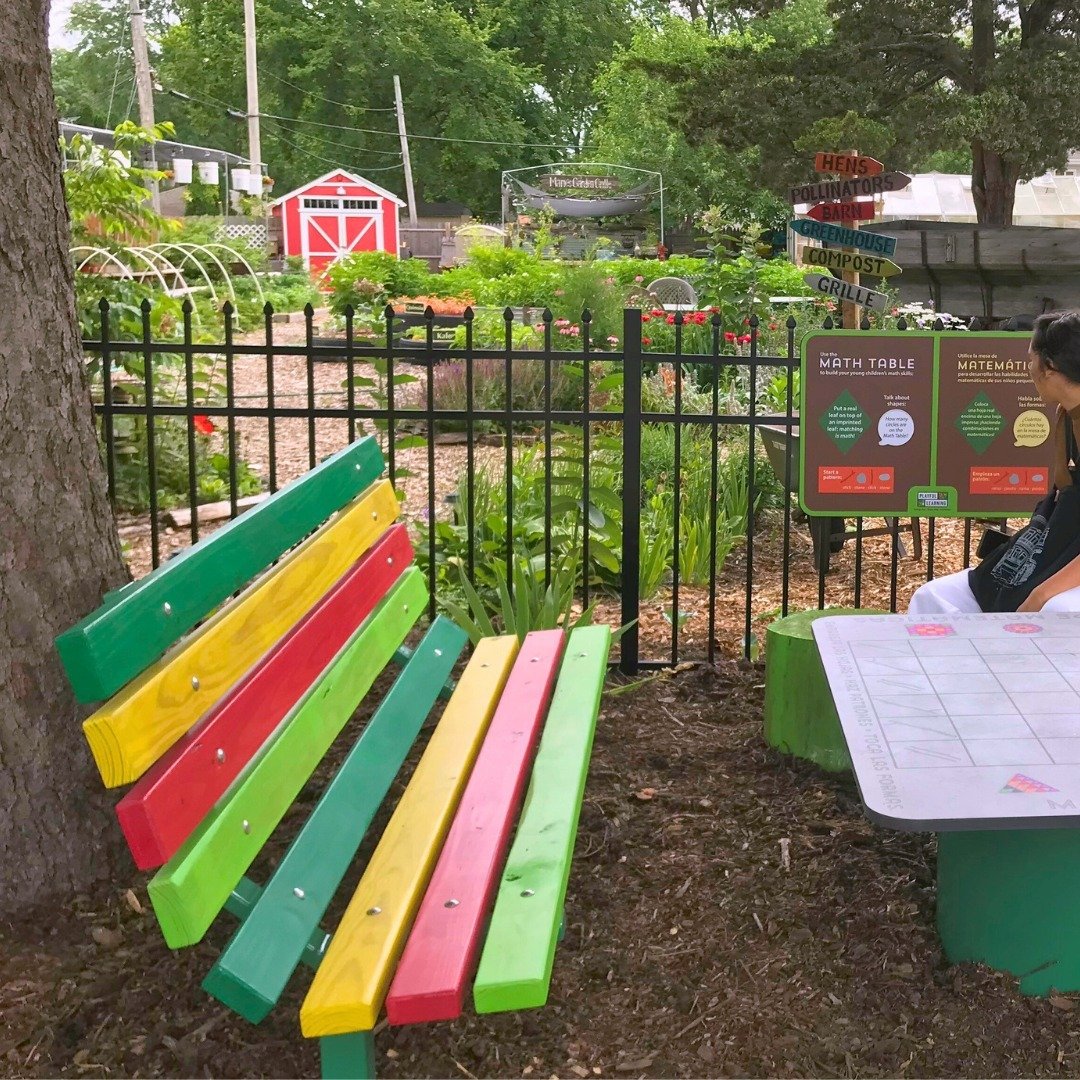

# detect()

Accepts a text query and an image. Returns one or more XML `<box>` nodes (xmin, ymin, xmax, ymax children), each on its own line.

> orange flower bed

<box><xmin>391</xmin><ymin>294</ymin><xmax>474</xmax><ymax>316</ymax></box>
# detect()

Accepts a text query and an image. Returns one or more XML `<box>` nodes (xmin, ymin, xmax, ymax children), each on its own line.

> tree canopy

<box><xmin>50</xmin><ymin>0</ymin><xmax>1080</xmax><ymax>225</ymax></box>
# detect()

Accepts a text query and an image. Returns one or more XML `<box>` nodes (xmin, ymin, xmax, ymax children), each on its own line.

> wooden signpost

<box><xmin>802</xmin><ymin>247</ymin><xmax>901</xmax><ymax>279</ymax></box>
<box><xmin>802</xmin><ymin>271</ymin><xmax>888</xmax><ymax>311</ymax></box>
<box><xmin>806</xmin><ymin>201</ymin><xmax>877</xmax><ymax>224</ymax></box>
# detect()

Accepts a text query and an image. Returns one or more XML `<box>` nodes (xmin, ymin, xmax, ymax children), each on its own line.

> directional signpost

<box><xmin>803</xmin><ymin>271</ymin><xmax>888</xmax><ymax>311</ymax></box>
<box><xmin>802</xmin><ymin>247</ymin><xmax>902</xmax><ymax>279</ymax></box>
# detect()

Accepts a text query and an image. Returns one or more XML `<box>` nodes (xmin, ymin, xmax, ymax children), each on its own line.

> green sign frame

<box><xmin>799</xmin><ymin>330</ymin><xmax>1047</xmax><ymax>519</ymax></box>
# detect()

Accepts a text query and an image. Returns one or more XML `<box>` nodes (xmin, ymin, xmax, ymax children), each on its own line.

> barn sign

<box><xmin>803</xmin><ymin>272</ymin><xmax>888</xmax><ymax>311</ymax></box>
<box><xmin>271</xmin><ymin>170</ymin><xmax>405</xmax><ymax>272</ymax></box>
<box><xmin>790</xmin><ymin>171</ymin><xmax>912</xmax><ymax>205</ymax></box>
<box><xmin>806</xmin><ymin>201</ymin><xmax>877</xmax><ymax>224</ymax></box>
<box><xmin>802</xmin><ymin>247</ymin><xmax>902</xmax><ymax>278</ymax></box>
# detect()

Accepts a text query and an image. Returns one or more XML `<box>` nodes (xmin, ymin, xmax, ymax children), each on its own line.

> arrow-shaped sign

<box><xmin>789</xmin><ymin>218</ymin><xmax>898</xmax><ymax>256</ymax></box>
<box><xmin>804</xmin><ymin>272</ymin><xmax>889</xmax><ymax>312</ymax></box>
<box><xmin>790</xmin><ymin>172</ymin><xmax>912</xmax><ymax>205</ymax></box>
<box><xmin>814</xmin><ymin>152</ymin><xmax>884</xmax><ymax>177</ymax></box>
<box><xmin>806</xmin><ymin>201</ymin><xmax>877</xmax><ymax>224</ymax></box>
<box><xmin>802</xmin><ymin>247</ymin><xmax>902</xmax><ymax>278</ymax></box>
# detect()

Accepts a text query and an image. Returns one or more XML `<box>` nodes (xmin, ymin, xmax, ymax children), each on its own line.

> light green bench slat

<box><xmin>56</xmin><ymin>437</ymin><xmax>385</xmax><ymax>702</ymax></box>
<box><xmin>472</xmin><ymin>624</ymin><xmax>610</xmax><ymax>1013</ymax></box>
<box><xmin>202</xmin><ymin>616</ymin><xmax>468</xmax><ymax>1023</ymax></box>
<box><xmin>148</xmin><ymin>568</ymin><xmax>426</xmax><ymax>948</ymax></box>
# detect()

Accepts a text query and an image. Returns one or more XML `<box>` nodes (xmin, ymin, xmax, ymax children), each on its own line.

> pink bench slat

<box><xmin>384</xmin><ymin>629</ymin><xmax>565</xmax><ymax>1025</ymax></box>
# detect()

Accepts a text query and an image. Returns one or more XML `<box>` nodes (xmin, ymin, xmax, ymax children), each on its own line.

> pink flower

<box><xmin>739</xmin><ymin>334</ymin><xmax>751</xmax><ymax>344</ymax></box>
<box><xmin>555</xmin><ymin>318</ymin><xmax>570</xmax><ymax>327</ymax></box>
<box><xmin>607</xmin><ymin>335</ymin><xmax>619</xmax><ymax>344</ymax></box>
<box><xmin>634</xmin><ymin>275</ymin><xmax>644</xmax><ymax>283</ymax></box>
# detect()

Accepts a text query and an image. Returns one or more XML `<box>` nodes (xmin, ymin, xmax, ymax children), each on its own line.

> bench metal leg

<box><xmin>938</xmin><ymin>829</ymin><xmax>1080</xmax><ymax>995</ymax></box>
<box><xmin>320</xmin><ymin>1032</ymin><xmax>376</xmax><ymax>1080</ymax></box>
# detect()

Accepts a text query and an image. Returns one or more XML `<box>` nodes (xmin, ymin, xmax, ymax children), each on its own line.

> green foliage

<box><xmin>184</xmin><ymin>178</ymin><xmax>222</xmax><ymax>215</ymax></box>
<box><xmin>326</xmin><ymin>252</ymin><xmax>434</xmax><ymax>314</ymax></box>
<box><xmin>61</xmin><ymin>122</ymin><xmax>175</xmax><ymax>246</ymax></box>
<box><xmin>440</xmin><ymin>554</ymin><xmax>596</xmax><ymax>644</ymax></box>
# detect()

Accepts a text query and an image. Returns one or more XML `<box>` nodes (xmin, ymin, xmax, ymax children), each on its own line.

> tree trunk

<box><xmin>971</xmin><ymin>140</ymin><xmax>1022</xmax><ymax>226</ymax></box>
<box><xmin>0</xmin><ymin>0</ymin><xmax>130</xmax><ymax>915</ymax></box>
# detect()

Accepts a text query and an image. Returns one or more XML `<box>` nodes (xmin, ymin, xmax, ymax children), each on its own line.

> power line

<box><xmin>258</xmin><ymin>67</ymin><xmax>396</xmax><ymax>112</ymax></box>
<box><xmin>270</xmin><ymin>129</ymin><xmax>404</xmax><ymax>174</ymax></box>
<box><xmin>260</xmin><ymin>114</ymin><xmax>404</xmax><ymax>157</ymax></box>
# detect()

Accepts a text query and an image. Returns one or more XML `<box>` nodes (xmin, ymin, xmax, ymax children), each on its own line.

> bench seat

<box><xmin>55</xmin><ymin>436</ymin><xmax>610</xmax><ymax>1079</ymax></box>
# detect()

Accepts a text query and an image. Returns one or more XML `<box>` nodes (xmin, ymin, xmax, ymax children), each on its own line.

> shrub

<box><xmin>326</xmin><ymin>252</ymin><xmax>433</xmax><ymax>313</ymax></box>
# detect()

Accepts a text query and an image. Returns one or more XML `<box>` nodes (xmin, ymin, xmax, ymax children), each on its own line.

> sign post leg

<box><xmin>841</xmin><ymin>148</ymin><xmax>861</xmax><ymax>330</ymax></box>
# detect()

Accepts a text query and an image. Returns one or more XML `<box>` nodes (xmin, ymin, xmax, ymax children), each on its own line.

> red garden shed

<box><xmin>271</xmin><ymin>170</ymin><xmax>405</xmax><ymax>271</ymax></box>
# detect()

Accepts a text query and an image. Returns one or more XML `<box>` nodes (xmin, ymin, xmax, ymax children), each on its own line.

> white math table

<box><xmin>812</xmin><ymin>611</ymin><xmax>1080</xmax><ymax>831</ymax></box>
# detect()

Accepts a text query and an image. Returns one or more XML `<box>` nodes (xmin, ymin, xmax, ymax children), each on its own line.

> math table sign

<box><xmin>800</xmin><ymin>331</ymin><xmax>1055</xmax><ymax>517</ymax></box>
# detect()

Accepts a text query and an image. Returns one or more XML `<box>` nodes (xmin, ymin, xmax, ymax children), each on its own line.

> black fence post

<box><xmin>620</xmin><ymin>308</ymin><xmax>642</xmax><ymax>675</ymax></box>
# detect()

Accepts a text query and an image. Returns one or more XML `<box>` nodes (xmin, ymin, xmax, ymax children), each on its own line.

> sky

<box><xmin>49</xmin><ymin>0</ymin><xmax>78</xmax><ymax>49</ymax></box>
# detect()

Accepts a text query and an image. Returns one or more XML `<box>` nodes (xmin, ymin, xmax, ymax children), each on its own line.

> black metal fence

<box><xmin>83</xmin><ymin>300</ymin><xmax>985</xmax><ymax>673</ymax></box>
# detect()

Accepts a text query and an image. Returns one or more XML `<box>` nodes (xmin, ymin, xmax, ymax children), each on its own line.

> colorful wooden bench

<box><xmin>55</xmin><ymin>436</ymin><xmax>611</xmax><ymax>1078</ymax></box>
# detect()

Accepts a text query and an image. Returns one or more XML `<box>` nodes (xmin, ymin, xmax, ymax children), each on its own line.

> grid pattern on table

<box><xmin>847</xmin><ymin>635</ymin><xmax>1080</xmax><ymax>769</ymax></box>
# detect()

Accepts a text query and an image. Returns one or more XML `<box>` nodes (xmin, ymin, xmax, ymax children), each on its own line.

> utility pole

<box><xmin>128</xmin><ymin>0</ymin><xmax>160</xmax><ymax>212</ymax></box>
<box><xmin>393</xmin><ymin>75</ymin><xmax>418</xmax><ymax>228</ymax></box>
<box><xmin>243</xmin><ymin>0</ymin><xmax>263</xmax><ymax>192</ymax></box>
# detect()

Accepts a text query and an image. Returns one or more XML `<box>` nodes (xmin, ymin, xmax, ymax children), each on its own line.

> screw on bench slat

<box><xmin>191</xmin><ymin>676</ymin><xmax>200</xmax><ymax>690</ymax></box>
<box><xmin>162</xmin><ymin>602</ymin><xmax>172</xmax><ymax>615</ymax></box>
<box><xmin>294</xmin><ymin>887</ymin><xmax>305</xmax><ymax>899</ymax></box>
<box><xmin>215</xmin><ymin>748</ymin><xmax>225</xmax><ymax>763</ymax></box>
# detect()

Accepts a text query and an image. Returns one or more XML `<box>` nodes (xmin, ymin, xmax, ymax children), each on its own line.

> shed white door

<box><xmin>299</xmin><ymin>196</ymin><xmax>384</xmax><ymax>270</ymax></box>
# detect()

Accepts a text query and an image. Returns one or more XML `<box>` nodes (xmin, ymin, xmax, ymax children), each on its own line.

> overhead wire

<box><xmin>270</xmin><ymin>128</ymin><xmax>404</xmax><ymax>174</ymax></box>
<box><xmin>257</xmin><ymin>67</ymin><xmax>396</xmax><ymax>112</ymax></box>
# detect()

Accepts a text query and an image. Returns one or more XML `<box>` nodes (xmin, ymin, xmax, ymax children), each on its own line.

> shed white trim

<box><xmin>271</xmin><ymin>168</ymin><xmax>405</xmax><ymax>208</ymax></box>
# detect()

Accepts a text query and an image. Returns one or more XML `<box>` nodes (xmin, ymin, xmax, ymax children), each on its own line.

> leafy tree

<box><xmin>156</xmin><ymin>0</ymin><xmax>543</xmax><ymax>214</ymax></box>
<box><xmin>592</xmin><ymin>18</ymin><xmax>787</xmax><ymax>228</ymax></box>
<box><xmin>641</xmin><ymin>0</ymin><xmax>1080</xmax><ymax>225</ymax></box>
<box><xmin>51</xmin><ymin>0</ymin><xmax>176</xmax><ymax>129</ymax></box>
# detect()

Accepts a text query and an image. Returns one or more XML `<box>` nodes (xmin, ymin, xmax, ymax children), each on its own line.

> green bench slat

<box><xmin>147</xmin><ymin>569</ymin><xmax>426</xmax><ymax>949</ymax></box>
<box><xmin>224</xmin><ymin>876</ymin><xmax>332</xmax><ymax>971</ymax></box>
<box><xmin>202</xmin><ymin>616</ymin><xmax>468</xmax><ymax>1023</ymax></box>
<box><xmin>56</xmin><ymin>437</ymin><xmax>385</xmax><ymax>702</ymax></box>
<box><xmin>472</xmin><ymin>625</ymin><xmax>610</xmax><ymax>1013</ymax></box>
<box><xmin>320</xmin><ymin>1032</ymin><xmax>376</xmax><ymax>1080</ymax></box>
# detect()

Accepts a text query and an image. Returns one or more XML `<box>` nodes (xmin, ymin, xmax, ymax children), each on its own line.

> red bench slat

<box><xmin>115</xmin><ymin>524</ymin><xmax>413</xmax><ymax>870</ymax></box>
<box><xmin>384</xmin><ymin>629</ymin><xmax>565</xmax><ymax>1025</ymax></box>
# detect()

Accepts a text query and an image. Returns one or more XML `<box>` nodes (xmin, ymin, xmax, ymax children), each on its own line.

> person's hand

<box><xmin>1017</xmin><ymin>587</ymin><xmax>1050</xmax><ymax>613</ymax></box>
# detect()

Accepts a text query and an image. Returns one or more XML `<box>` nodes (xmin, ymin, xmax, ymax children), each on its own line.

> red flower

<box><xmin>193</xmin><ymin>415</ymin><xmax>215</xmax><ymax>435</ymax></box>
<box><xmin>642</xmin><ymin>337</ymin><xmax>652</xmax><ymax>345</ymax></box>
<box><xmin>724</xmin><ymin>331</ymin><xmax>737</xmax><ymax>343</ymax></box>
<box><xmin>738</xmin><ymin>334</ymin><xmax>752</xmax><ymax>344</ymax></box>
<box><xmin>666</xmin><ymin>315</ymin><xmax>676</xmax><ymax>324</ymax></box>
<box><xmin>641</xmin><ymin>313</ymin><xmax>652</xmax><ymax>322</ymax></box>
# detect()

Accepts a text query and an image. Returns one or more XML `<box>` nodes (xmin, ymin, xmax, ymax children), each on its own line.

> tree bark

<box><xmin>0</xmin><ymin>0</ymin><xmax>130</xmax><ymax>915</ymax></box>
<box><xmin>971</xmin><ymin>141</ymin><xmax>1022</xmax><ymax>227</ymax></box>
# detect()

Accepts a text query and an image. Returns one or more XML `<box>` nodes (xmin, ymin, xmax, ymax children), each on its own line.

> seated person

<box><xmin>910</xmin><ymin>311</ymin><xmax>1080</xmax><ymax>615</ymax></box>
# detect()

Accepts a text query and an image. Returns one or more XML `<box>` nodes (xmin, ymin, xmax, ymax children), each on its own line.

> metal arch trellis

<box><xmin>501</xmin><ymin>162</ymin><xmax>665</xmax><ymax>241</ymax></box>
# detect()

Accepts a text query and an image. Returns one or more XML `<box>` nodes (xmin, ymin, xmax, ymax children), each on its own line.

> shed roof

<box><xmin>272</xmin><ymin>169</ymin><xmax>406</xmax><ymax>208</ymax></box>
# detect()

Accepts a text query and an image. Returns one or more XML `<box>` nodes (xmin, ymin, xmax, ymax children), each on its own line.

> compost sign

<box><xmin>800</xmin><ymin>332</ymin><xmax>1053</xmax><ymax>517</ymax></box>
<box><xmin>802</xmin><ymin>247</ymin><xmax>902</xmax><ymax>278</ymax></box>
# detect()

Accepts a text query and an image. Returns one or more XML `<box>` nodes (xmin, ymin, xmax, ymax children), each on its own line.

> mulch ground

<box><xmin>4</xmin><ymin>652</ymin><xmax>1079</xmax><ymax>1080</ymax></box>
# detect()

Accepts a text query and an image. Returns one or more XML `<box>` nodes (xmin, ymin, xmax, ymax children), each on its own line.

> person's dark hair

<box><xmin>1032</xmin><ymin>311</ymin><xmax>1080</xmax><ymax>383</ymax></box>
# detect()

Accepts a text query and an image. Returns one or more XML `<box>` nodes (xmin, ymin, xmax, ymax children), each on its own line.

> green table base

<box><xmin>938</xmin><ymin>829</ymin><xmax>1080</xmax><ymax>996</ymax></box>
<box><xmin>764</xmin><ymin>608</ymin><xmax>885</xmax><ymax>772</ymax></box>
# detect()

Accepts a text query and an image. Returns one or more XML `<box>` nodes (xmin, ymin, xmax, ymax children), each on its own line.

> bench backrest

<box><xmin>55</xmin><ymin>435</ymin><xmax>612</xmax><ymax>1062</ymax></box>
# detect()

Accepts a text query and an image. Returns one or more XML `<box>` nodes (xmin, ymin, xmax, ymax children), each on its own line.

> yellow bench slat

<box><xmin>83</xmin><ymin>481</ymin><xmax>400</xmax><ymax>787</ymax></box>
<box><xmin>299</xmin><ymin>635</ymin><xmax>520</xmax><ymax>1037</ymax></box>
